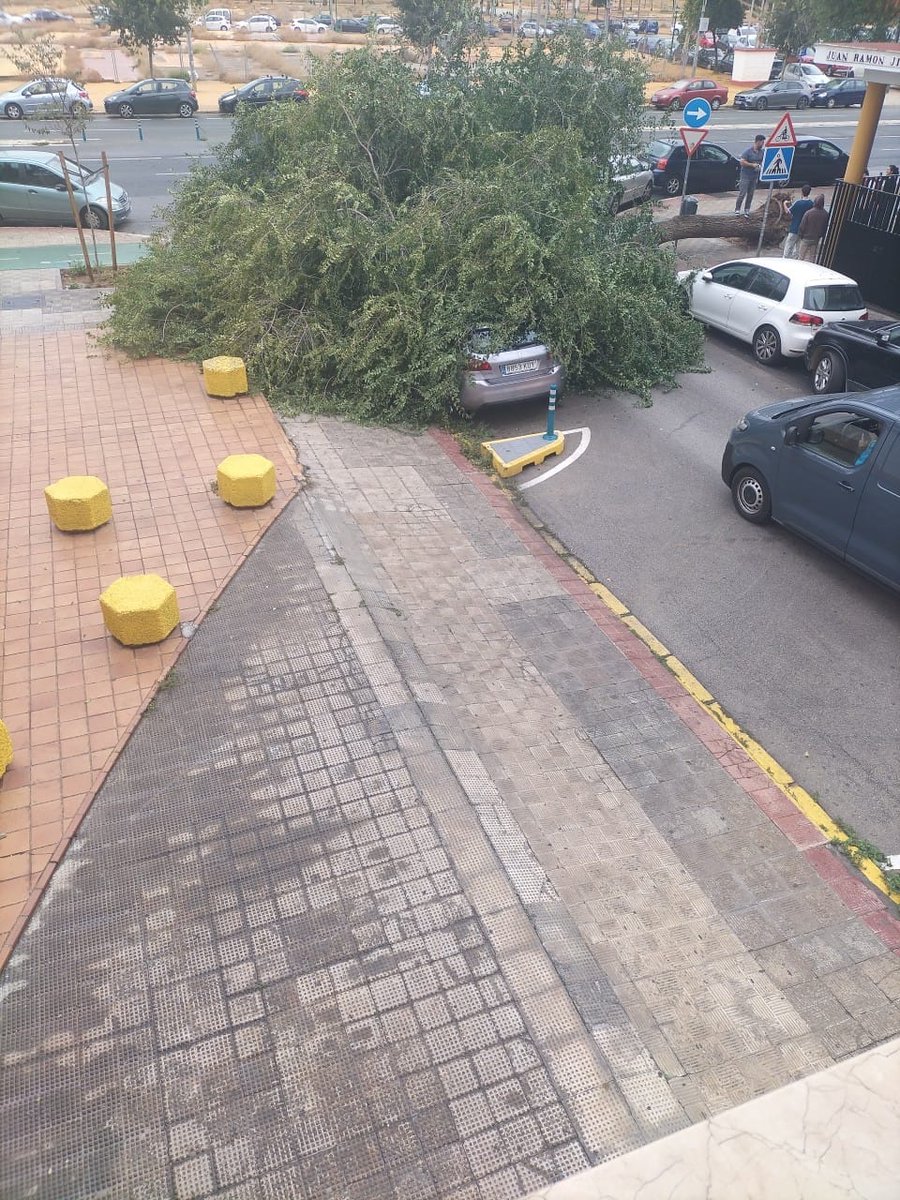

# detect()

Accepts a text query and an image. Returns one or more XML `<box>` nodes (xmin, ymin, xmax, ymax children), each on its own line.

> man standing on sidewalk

<box><xmin>797</xmin><ymin>194</ymin><xmax>829</xmax><ymax>261</ymax></box>
<box><xmin>782</xmin><ymin>184</ymin><xmax>814</xmax><ymax>258</ymax></box>
<box><xmin>734</xmin><ymin>134</ymin><xmax>765</xmax><ymax>216</ymax></box>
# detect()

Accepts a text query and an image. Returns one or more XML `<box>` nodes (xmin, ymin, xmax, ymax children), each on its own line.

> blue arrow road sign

<box><xmin>760</xmin><ymin>144</ymin><xmax>795</xmax><ymax>183</ymax></box>
<box><xmin>682</xmin><ymin>97</ymin><xmax>712</xmax><ymax>128</ymax></box>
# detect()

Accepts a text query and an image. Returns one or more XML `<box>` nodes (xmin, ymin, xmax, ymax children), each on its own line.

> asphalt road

<box><xmin>0</xmin><ymin>105</ymin><xmax>898</xmax><ymax>232</ymax></box>
<box><xmin>485</xmin><ymin>339</ymin><xmax>900</xmax><ymax>854</ymax></box>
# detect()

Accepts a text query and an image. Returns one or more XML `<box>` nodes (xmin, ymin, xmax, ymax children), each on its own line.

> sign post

<box><xmin>678</xmin><ymin>97</ymin><xmax>711</xmax><ymax>215</ymax></box>
<box><xmin>544</xmin><ymin>385</ymin><xmax>558</xmax><ymax>441</ymax></box>
<box><xmin>757</xmin><ymin>113</ymin><xmax>797</xmax><ymax>255</ymax></box>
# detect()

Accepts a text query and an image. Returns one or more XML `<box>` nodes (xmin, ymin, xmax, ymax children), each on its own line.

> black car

<box><xmin>218</xmin><ymin>75</ymin><xmax>307</xmax><ymax>114</ymax></box>
<box><xmin>811</xmin><ymin>78</ymin><xmax>867</xmax><ymax>108</ymax></box>
<box><xmin>104</xmin><ymin>78</ymin><xmax>199</xmax><ymax>118</ymax></box>
<box><xmin>734</xmin><ymin>79</ymin><xmax>811</xmax><ymax>110</ymax></box>
<box><xmin>646</xmin><ymin>137</ymin><xmax>740</xmax><ymax>197</ymax></box>
<box><xmin>787</xmin><ymin>138</ymin><xmax>850</xmax><ymax>186</ymax></box>
<box><xmin>806</xmin><ymin>321</ymin><xmax>900</xmax><ymax>394</ymax></box>
<box><xmin>333</xmin><ymin>16</ymin><xmax>369</xmax><ymax>32</ymax></box>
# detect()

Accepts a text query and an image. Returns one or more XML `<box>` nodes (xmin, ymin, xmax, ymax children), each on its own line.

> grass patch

<box><xmin>63</xmin><ymin>263</ymin><xmax>130</xmax><ymax>288</ymax></box>
<box><xmin>832</xmin><ymin>819</ymin><xmax>900</xmax><ymax>900</ymax></box>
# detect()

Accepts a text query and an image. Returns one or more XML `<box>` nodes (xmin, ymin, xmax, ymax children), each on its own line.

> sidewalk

<box><xmin>1</xmin><ymin>289</ymin><xmax>899</xmax><ymax>1196</ymax></box>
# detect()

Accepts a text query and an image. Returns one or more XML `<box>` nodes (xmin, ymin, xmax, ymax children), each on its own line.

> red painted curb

<box><xmin>430</xmin><ymin>428</ymin><xmax>900</xmax><ymax>955</ymax></box>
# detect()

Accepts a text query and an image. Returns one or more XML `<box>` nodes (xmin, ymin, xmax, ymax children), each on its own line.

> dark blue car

<box><xmin>722</xmin><ymin>388</ymin><xmax>900</xmax><ymax>592</ymax></box>
<box><xmin>811</xmin><ymin>78</ymin><xmax>867</xmax><ymax>107</ymax></box>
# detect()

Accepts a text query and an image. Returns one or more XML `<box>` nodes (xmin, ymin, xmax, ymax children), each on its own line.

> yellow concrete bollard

<box><xmin>202</xmin><ymin>355</ymin><xmax>248</xmax><ymax>398</ymax></box>
<box><xmin>99</xmin><ymin>574</ymin><xmax>180</xmax><ymax>647</ymax></box>
<box><xmin>44</xmin><ymin>475</ymin><xmax>112</xmax><ymax>532</ymax></box>
<box><xmin>0</xmin><ymin>720</ymin><xmax>12</xmax><ymax>778</ymax></box>
<box><xmin>216</xmin><ymin>454</ymin><xmax>276</xmax><ymax>508</ymax></box>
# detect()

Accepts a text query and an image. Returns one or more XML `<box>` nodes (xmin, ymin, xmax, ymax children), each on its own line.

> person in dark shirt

<box><xmin>782</xmin><ymin>184</ymin><xmax>813</xmax><ymax>258</ymax></box>
<box><xmin>734</xmin><ymin>134</ymin><xmax>765</xmax><ymax>215</ymax></box>
<box><xmin>797</xmin><ymin>194</ymin><xmax>829</xmax><ymax>261</ymax></box>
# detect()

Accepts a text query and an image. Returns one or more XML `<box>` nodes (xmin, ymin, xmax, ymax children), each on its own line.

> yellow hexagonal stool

<box><xmin>216</xmin><ymin>454</ymin><xmax>276</xmax><ymax>508</ymax></box>
<box><xmin>99</xmin><ymin>574</ymin><xmax>180</xmax><ymax>647</ymax></box>
<box><xmin>203</xmin><ymin>355</ymin><xmax>248</xmax><ymax>398</ymax></box>
<box><xmin>44</xmin><ymin>475</ymin><xmax>112</xmax><ymax>532</ymax></box>
<box><xmin>0</xmin><ymin>720</ymin><xmax>12</xmax><ymax>778</ymax></box>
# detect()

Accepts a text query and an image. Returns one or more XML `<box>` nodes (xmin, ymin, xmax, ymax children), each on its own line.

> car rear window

<box><xmin>647</xmin><ymin>140</ymin><xmax>673</xmax><ymax>160</ymax></box>
<box><xmin>804</xmin><ymin>284</ymin><xmax>864</xmax><ymax>312</ymax></box>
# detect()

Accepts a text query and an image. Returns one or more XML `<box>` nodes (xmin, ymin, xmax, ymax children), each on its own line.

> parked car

<box><xmin>787</xmin><ymin>138</ymin><xmax>849</xmax><ymax>186</ymax></box>
<box><xmin>611</xmin><ymin>155</ymin><xmax>654</xmax><ymax>212</ymax></box>
<box><xmin>712</xmin><ymin>49</ymin><xmax>734</xmax><ymax>72</ymax></box>
<box><xmin>238</xmin><ymin>13</ymin><xmax>278</xmax><ymax>31</ymax></box>
<box><xmin>313</xmin><ymin>10</ymin><xmax>332</xmax><ymax>23</ymax></box>
<box><xmin>733</xmin><ymin>79</ymin><xmax>812</xmax><ymax>110</ymax></box>
<box><xmin>26</xmin><ymin>7</ymin><xmax>73</xmax><ymax>18</ymax></box>
<box><xmin>103</xmin><ymin>79</ymin><xmax>199</xmax><ymax>118</ymax></box>
<box><xmin>721</xmin><ymin>388</ymin><xmax>900</xmax><ymax>593</ymax></box>
<box><xmin>202</xmin><ymin>5</ymin><xmax>231</xmax><ymax>21</ymax></box>
<box><xmin>0</xmin><ymin>148</ymin><xmax>129</xmax><ymax>228</ymax></box>
<box><xmin>650</xmin><ymin>77</ymin><xmax>728</xmax><ymax>111</ymax></box>
<box><xmin>805</xmin><ymin>321</ymin><xmax>900</xmax><ymax>393</ymax></box>
<box><xmin>461</xmin><ymin>329</ymin><xmax>564</xmax><ymax>413</ymax></box>
<box><xmin>810</xmin><ymin>77</ymin><xmax>867</xmax><ymax>108</ymax></box>
<box><xmin>290</xmin><ymin>16</ymin><xmax>326</xmax><ymax>31</ymax></box>
<box><xmin>332</xmin><ymin>16</ymin><xmax>369</xmax><ymax>32</ymax></box>
<box><xmin>678</xmin><ymin>258</ymin><xmax>867</xmax><ymax>366</ymax></box>
<box><xmin>519</xmin><ymin>20</ymin><xmax>551</xmax><ymax>36</ymax></box>
<box><xmin>218</xmin><ymin>75</ymin><xmax>307</xmax><ymax>113</ymax></box>
<box><xmin>375</xmin><ymin>18</ymin><xmax>401</xmax><ymax>33</ymax></box>
<box><xmin>783</xmin><ymin>61</ymin><xmax>829</xmax><ymax>87</ymax></box>
<box><xmin>646</xmin><ymin>137</ymin><xmax>740</xmax><ymax>197</ymax></box>
<box><xmin>204</xmin><ymin>14</ymin><xmax>230</xmax><ymax>29</ymax></box>
<box><xmin>0</xmin><ymin>77</ymin><xmax>91</xmax><ymax>119</ymax></box>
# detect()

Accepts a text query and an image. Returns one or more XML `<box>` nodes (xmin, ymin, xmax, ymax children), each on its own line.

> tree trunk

<box><xmin>148</xmin><ymin>39</ymin><xmax>154</xmax><ymax>78</ymax></box>
<box><xmin>653</xmin><ymin>201</ymin><xmax>789</xmax><ymax>247</ymax></box>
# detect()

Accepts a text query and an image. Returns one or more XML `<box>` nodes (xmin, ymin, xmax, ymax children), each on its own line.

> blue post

<box><xmin>195</xmin><ymin>120</ymin><xmax>201</xmax><ymax>141</ymax></box>
<box><xmin>81</xmin><ymin>125</ymin><xmax>87</xmax><ymax>142</ymax></box>
<box><xmin>543</xmin><ymin>384</ymin><xmax>558</xmax><ymax>441</ymax></box>
<box><xmin>138</xmin><ymin>122</ymin><xmax>144</xmax><ymax>142</ymax></box>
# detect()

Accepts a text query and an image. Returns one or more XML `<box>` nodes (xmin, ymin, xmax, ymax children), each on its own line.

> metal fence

<box><xmin>821</xmin><ymin>177</ymin><xmax>900</xmax><ymax>313</ymax></box>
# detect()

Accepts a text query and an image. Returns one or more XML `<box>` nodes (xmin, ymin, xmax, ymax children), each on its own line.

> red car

<box><xmin>650</xmin><ymin>77</ymin><xmax>728</xmax><ymax>112</ymax></box>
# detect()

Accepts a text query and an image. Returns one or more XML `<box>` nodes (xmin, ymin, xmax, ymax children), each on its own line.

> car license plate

<box><xmin>502</xmin><ymin>359</ymin><xmax>539</xmax><ymax>376</ymax></box>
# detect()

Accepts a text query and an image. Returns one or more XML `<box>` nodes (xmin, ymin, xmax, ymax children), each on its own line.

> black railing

<box><xmin>821</xmin><ymin>178</ymin><xmax>900</xmax><ymax>314</ymax></box>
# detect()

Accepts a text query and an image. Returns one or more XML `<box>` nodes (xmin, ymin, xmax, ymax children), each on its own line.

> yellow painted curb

<box><xmin>526</xmin><ymin>520</ymin><xmax>899</xmax><ymax>904</ymax></box>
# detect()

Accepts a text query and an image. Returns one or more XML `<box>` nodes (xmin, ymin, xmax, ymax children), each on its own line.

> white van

<box><xmin>203</xmin><ymin>8</ymin><xmax>231</xmax><ymax>29</ymax></box>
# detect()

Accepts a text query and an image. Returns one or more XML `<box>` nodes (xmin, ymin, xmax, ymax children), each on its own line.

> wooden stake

<box><xmin>101</xmin><ymin>151</ymin><xmax>118</xmax><ymax>273</ymax></box>
<box><xmin>57</xmin><ymin>151</ymin><xmax>94</xmax><ymax>283</ymax></box>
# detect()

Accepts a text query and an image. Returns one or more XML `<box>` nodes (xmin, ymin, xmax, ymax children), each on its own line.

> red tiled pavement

<box><xmin>0</xmin><ymin>332</ymin><xmax>300</xmax><ymax>964</ymax></box>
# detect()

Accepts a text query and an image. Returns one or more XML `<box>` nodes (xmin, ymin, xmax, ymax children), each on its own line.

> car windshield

<box><xmin>668</xmin><ymin>80</ymin><xmax>689</xmax><ymax>88</ymax></box>
<box><xmin>804</xmin><ymin>284</ymin><xmax>864</xmax><ymax>312</ymax></box>
<box><xmin>60</xmin><ymin>157</ymin><xmax>100</xmax><ymax>184</ymax></box>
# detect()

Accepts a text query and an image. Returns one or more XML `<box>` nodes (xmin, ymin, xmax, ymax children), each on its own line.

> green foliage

<box><xmin>682</xmin><ymin>0</ymin><xmax>744</xmax><ymax>36</ymax></box>
<box><xmin>765</xmin><ymin>0</ymin><xmax>899</xmax><ymax>50</ymax></box>
<box><xmin>106</xmin><ymin>43</ymin><xmax>704</xmax><ymax>423</ymax></box>
<box><xmin>393</xmin><ymin>0</ymin><xmax>479</xmax><ymax>58</ymax></box>
<box><xmin>104</xmin><ymin>0</ymin><xmax>189</xmax><ymax>76</ymax></box>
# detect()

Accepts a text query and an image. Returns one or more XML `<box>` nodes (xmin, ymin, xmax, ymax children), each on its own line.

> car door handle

<box><xmin>838</xmin><ymin>480</ymin><xmax>854</xmax><ymax>492</ymax></box>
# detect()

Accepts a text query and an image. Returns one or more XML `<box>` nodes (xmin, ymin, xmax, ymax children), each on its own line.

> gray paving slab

<box><xmin>1</xmin><ymin>414</ymin><xmax>898</xmax><ymax>1200</ymax></box>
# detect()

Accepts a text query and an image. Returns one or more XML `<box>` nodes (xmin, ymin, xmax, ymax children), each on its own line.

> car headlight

<box><xmin>736</xmin><ymin>417</ymin><xmax>749</xmax><ymax>431</ymax></box>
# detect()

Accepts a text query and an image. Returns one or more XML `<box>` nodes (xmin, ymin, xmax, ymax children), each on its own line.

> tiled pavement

<box><xmin>0</xmin><ymin>266</ymin><xmax>299</xmax><ymax>958</ymax></box>
<box><xmin>2</xmin><ymin>392</ymin><xmax>898</xmax><ymax>1197</ymax></box>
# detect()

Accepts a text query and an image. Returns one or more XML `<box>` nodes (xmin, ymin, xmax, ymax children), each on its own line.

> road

<box><xmin>0</xmin><ymin>105</ymin><xmax>898</xmax><ymax>232</ymax></box>
<box><xmin>485</xmin><ymin>339</ymin><xmax>900</xmax><ymax>854</ymax></box>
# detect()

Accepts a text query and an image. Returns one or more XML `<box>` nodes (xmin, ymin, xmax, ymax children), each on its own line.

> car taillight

<box><xmin>465</xmin><ymin>358</ymin><xmax>491</xmax><ymax>372</ymax></box>
<box><xmin>78</xmin><ymin>89</ymin><xmax>88</xmax><ymax>98</ymax></box>
<box><xmin>656</xmin><ymin>157</ymin><xmax>668</xmax><ymax>170</ymax></box>
<box><xmin>789</xmin><ymin>312</ymin><xmax>824</xmax><ymax>326</ymax></box>
<box><xmin>190</xmin><ymin>89</ymin><xmax>197</xmax><ymax>98</ymax></box>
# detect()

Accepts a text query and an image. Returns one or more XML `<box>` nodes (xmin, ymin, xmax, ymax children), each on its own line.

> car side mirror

<box><xmin>701</xmin><ymin>271</ymin><xmax>713</xmax><ymax>282</ymax></box>
<box><xmin>55</xmin><ymin>183</ymin><xmax>67</xmax><ymax>191</ymax></box>
<box><xmin>876</xmin><ymin>331</ymin><xmax>889</xmax><ymax>344</ymax></box>
<box><xmin>784</xmin><ymin>425</ymin><xmax>800</xmax><ymax>446</ymax></box>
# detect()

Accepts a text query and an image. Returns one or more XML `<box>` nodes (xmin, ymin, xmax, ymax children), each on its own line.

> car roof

<box><xmin>795</xmin><ymin>137</ymin><xmax>842</xmax><ymax>149</ymax></box>
<box><xmin>0</xmin><ymin>148</ymin><xmax>61</xmax><ymax>166</ymax></box>
<box><xmin>722</xmin><ymin>257</ymin><xmax>860</xmax><ymax>287</ymax></box>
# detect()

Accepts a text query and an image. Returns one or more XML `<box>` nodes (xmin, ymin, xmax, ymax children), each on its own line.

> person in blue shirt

<box><xmin>734</xmin><ymin>134</ymin><xmax>765</xmax><ymax>215</ymax></box>
<box><xmin>781</xmin><ymin>184</ymin><xmax>814</xmax><ymax>258</ymax></box>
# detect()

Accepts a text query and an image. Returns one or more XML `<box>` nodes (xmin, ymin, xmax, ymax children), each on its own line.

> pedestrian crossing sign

<box><xmin>760</xmin><ymin>145</ymin><xmax>794</xmax><ymax>183</ymax></box>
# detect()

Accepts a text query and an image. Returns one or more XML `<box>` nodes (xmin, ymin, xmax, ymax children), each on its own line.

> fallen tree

<box><xmin>657</xmin><ymin>196</ymin><xmax>787</xmax><ymax>246</ymax></box>
<box><xmin>653</xmin><ymin>200</ymin><xmax>790</xmax><ymax>246</ymax></box>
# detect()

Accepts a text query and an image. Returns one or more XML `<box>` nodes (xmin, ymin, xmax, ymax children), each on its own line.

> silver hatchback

<box><xmin>0</xmin><ymin>76</ymin><xmax>92</xmax><ymax>119</ymax></box>
<box><xmin>461</xmin><ymin>330</ymin><xmax>564</xmax><ymax>414</ymax></box>
<box><xmin>0</xmin><ymin>149</ymin><xmax>130</xmax><ymax>228</ymax></box>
